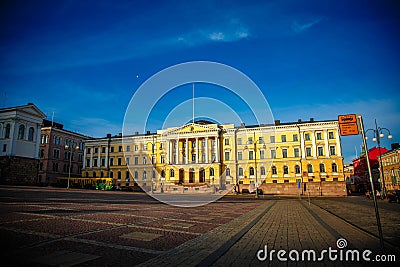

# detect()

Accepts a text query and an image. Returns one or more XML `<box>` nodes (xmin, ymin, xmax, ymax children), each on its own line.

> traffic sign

<box><xmin>338</xmin><ymin>114</ymin><xmax>360</xmax><ymax>136</ymax></box>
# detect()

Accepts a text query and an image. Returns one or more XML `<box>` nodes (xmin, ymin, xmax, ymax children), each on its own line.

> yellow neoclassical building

<box><xmin>81</xmin><ymin>119</ymin><xmax>345</xmax><ymax>194</ymax></box>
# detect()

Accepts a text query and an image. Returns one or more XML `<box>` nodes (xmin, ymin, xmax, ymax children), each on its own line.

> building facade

<box><xmin>39</xmin><ymin>119</ymin><xmax>90</xmax><ymax>185</ymax></box>
<box><xmin>380</xmin><ymin>143</ymin><xmax>400</xmax><ymax>191</ymax></box>
<box><xmin>0</xmin><ymin>103</ymin><xmax>46</xmax><ymax>185</ymax></box>
<box><xmin>82</xmin><ymin>119</ymin><xmax>346</xmax><ymax>196</ymax></box>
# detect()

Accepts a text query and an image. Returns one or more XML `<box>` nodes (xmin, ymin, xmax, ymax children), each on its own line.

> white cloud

<box><xmin>291</xmin><ymin>17</ymin><xmax>323</xmax><ymax>33</ymax></box>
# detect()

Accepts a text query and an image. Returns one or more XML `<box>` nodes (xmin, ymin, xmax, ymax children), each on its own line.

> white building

<box><xmin>0</xmin><ymin>103</ymin><xmax>46</xmax><ymax>184</ymax></box>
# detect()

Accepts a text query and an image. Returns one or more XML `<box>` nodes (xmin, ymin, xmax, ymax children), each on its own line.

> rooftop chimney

<box><xmin>298</xmin><ymin>119</ymin><xmax>302</xmax><ymax>123</ymax></box>
<box><xmin>310</xmin><ymin>118</ymin><xmax>314</xmax><ymax>122</ymax></box>
<box><xmin>274</xmin><ymin>120</ymin><xmax>280</xmax><ymax>125</ymax></box>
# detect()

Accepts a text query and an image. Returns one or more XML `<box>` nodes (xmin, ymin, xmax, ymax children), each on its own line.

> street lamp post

<box><xmin>65</xmin><ymin>144</ymin><xmax>79</xmax><ymax>189</ymax></box>
<box><xmin>365</xmin><ymin>119</ymin><xmax>392</xmax><ymax>198</ymax></box>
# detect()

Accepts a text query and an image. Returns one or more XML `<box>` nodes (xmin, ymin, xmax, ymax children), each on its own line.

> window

<box><xmin>5</xmin><ymin>124</ymin><xmax>10</xmax><ymax>138</ymax></box>
<box><xmin>237</xmin><ymin>138</ymin><xmax>242</xmax><ymax>145</ymax></box>
<box><xmin>237</xmin><ymin>151</ymin><xmax>242</xmax><ymax>160</ymax></box>
<box><xmin>110</xmin><ymin>158</ymin><xmax>114</xmax><ymax>166</ymax></box>
<box><xmin>306</xmin><ymin>147</ymin><xmax>312</xmax><ymax>157</ymax></box>
<box><xmin>282</xmin><ymin>148</ymin><xmax>288</xmax><ymax>158</ymax></box>
<box><xmin>271</xmin><ymin>149</ymin><xmax>276</xmax><ymax>159</ymax></box>
<box><xmin>329</xmin><ymin>146</ymin><xmax>336</xmax><ymax>156</ymax></box>
<box><xmin>101</xmin><ymin>158</ymin><xmax>105</xmax><ymax>166</ymax></box>
<box><xmin>18</xmin><ymin>125</ymin><xmax>25</xmax><ymax>139</ymax></box>
<box><xmin>260</xmin><ymin>167</ymin><xmax>266</xmax><ymax>175</ymax></box>
<box><xmin>52</xmin><ymin>162</ymin><xmax>58</xmax><ymax>172</ymax></box>
<box><xmin>295</xmin><ymin>165</ymin><xmax>300</xmax><ymax>174</ymax></box>
<box><xmin>249</xmin><ymin>167</ymin><xmax>255</xmax><ymax>175</ymax></box>
<box><xmin>53</xmin><ymin>149</ymin><xmax>60</xmax><ymax>159</ymax></box>
<box><xmin>126</xmin><ymin>145</ymin><xmax>130</xmax><ymax>152</ymax></box>
<box><xmin>143</xmin><ymin>156</ymin><xmax>147</xmax><ymax>164</ymax></box>
<box><xmin>305</xmin><ymin>133</ymin><xmax>310</xmax><ymax>141</ymax></box>
<box><xmin>226</xmin><ymin>168</ymin><xmax>231</xmax><ymax>176</ymax></box>
<box><xmin>134</xmin><ymin>145</ymin><xmax>139</xmax><ymax>151</ymax></box>
<box><xmin>259</xmin><ymin>150</ymin><xmax>265</xmax><ymax>159</ymax></box>
<box><xmin>192</xmin><ymin>153</ymin><xmax>196</xmax><ymax>162</ymax></box>
<box><xmin>316</xmin><ymin>132</ymin><xmax>322</xmax><ymax>140</ymax></box>
<box><xmin>87</xmin><ymin>147</ymin><xmax>91</xmax><ymax>154</ymax></box>
<box><xmin>283</xmin><ymin>166</ymin><xmax>289</xmax><ymax>174</ymax></box>
<box><xmin>93</xmin><ymin>158</ymin><xmax>98</xmax><ymax>167</ymax></box>
<box><xmin>318</xmin><ymin>146</ymin><xmax>324</xmax><ymax>156</ymax></box>
<box><xmin>319</xmin><ymin>163</ymin><xmax>326</xmax><ymax>173</ymax></box>
<box><xmin>86</xmin><ymin>159</ymin><xmax>90</xmax><ymax>167</ymax></box>
<box><xmin>110</xmin><ymin>147</ymin><xmax>114</xmax><ymax>153</ymax></box>
<box><xmin>294</xmin><ymin>148</ymin><xmax>300</xmax><ymax>157</ymax></box>
<box><xmin>270</xmin><ymin>136</ymin><xmax>275</xmax><ymax>143</ymax></box>
<box><xmin>248</xmin><ymin>137</ymin><xmax>253</xmax><ymax>144</ymax></box>
<box><xmin>225</xmin><ymin>138</ymin><xmax>229</xmax><ymax>145</ymax></box>
<box><xmin>126</xmin><ymin>157</ymin><xmax>130</xmax><ymax>165</ymax></box>
<box><xmin>102</xmin><ymin>147</ymin><xmax>106</xmax><ymax>153</ymax></box>
<box><xmin>293</xmin><ymin>134</ymin><xmax>298</xmax><ymax>142</ymax></box>
<box><xmin>225</xmin><ymin>151</ymin><xmax>230</xmax><ymax>161</ymax></box>
<box><xmin>239</xmin><ymin>167</ymin><xmax>244</xmax><ymax>176</ymax></box>
<box><xmin>170</xmin><ymin>169</ymin><xmax>175</xmax><ymax>177</ymax></box>
<box><xmin>307</xmin><ymin>164</ymin><xmax>313</xmax><ymax>173</ymax></box>
<box><xmin>94</xmin><ymin>147</ymin><xmax>98</xmax><ymax>154</ymax></box>
<box><xmin>259</xmin><ymin>136</ymin><xmax>264</xmax><ymax>143</ymax></box>
<box><xmin>152</xmin><ymin>170</ymin><xmax>156</xmax><ymax>178</ymax></box>
<box><xmin>28</xmin><ymin>127</ymin><xmax>34</xmax><ymax>141</ymax></box>
<box><xmin>3</xmin><ymin>144</ymin><xmax>7</xmax><ymax>153</ymax></box>
<box><xmin>134</xmin><ymin>171</ymin><xmax>138</xmax><ymax>179</ymax></box>
<box><xmin>281</xmin><ymin>135</ymin><xmax>287</xmax><ymax>142</ymax></box>
<box><xmin>143</xmin><ymin>171</ymin><xmax>147</xmax><ymax>179</ymax></box>
<box><xmin>328</xmin><ymin>132</ymin><xmax>335</xmax><ymax>139</ymax></box>
<box><xmin>210</xmin><ymin>168</ymin><xmax>214</xmax><ymax>176</ymax></box>
<box><xmin>249</xmin><ymin>151</ymin><xmax>254</xmax><ymax>160</ymax></box>
<box><xmin>161</xmin><ymin>155</ymin><xmax>165</xmax><ymax>163</ymax></box>
<box><xmin>211</xmin><ymin>153</ymin><xmax>216</xmax><ymax>162</ymax></box>
<box><xmin>118</xmin><ymin>157</ymin><xmax>122</xmax><ymax>166</ymax></box>
<box><xmin>272</xmin><ymin>166</ymin><xmax>277</xmax><ymax>175</ymax></box>
<box><xmin>332</xmin><ymin>163</ymin><xmax>338</xmax><ymax>172</ymax></box>
<box><xmin>134</xmin><ymin>156</ymin><xmax>138</xmax><ymax>165</ymax></box>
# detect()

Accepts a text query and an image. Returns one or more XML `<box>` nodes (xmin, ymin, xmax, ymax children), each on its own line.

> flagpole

<box><xmin>192</xmin><ymin>83</ymin><xmax>195</xmax><ymax>124</ymax></box>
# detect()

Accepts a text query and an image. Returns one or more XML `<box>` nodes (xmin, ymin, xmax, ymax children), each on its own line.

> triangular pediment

<box><xmin>160</xmin><ymin>123</ymin><xmax>220</xmax><ymax>136</ymax></box>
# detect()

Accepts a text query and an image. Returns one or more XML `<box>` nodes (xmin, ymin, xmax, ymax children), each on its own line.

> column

<box><xmin>167</xmin><ymin>139</ymin><xmax>170</xmax><ymax>164</ymax></box>
<box><xmin>97</xmin><ymin>147</ymin><xmax>101</xmax><ymax>167</ymax></box>
<box><xmin>205</xmin><ymin>137</ymin><xmax>209</xmax><ymax>163</ymax></box>
<box><xmin>300</xmin><ymin>131</ymin><xmax>305</xmax><ymax>159</ymax></box>
<box><xmin>215</xmin><ymin>136</ymin><xmax>219</xmax><ymax>162</ymax></box>
<box><xmin>185</xmin><ymin>138</ymin><xmax>188</xmax><ymax>164</ymax></box>
<box><xmin>175</xmin><ymin>139</ymin><xmax>179</xmax><ymax>164</ymax></box>
<box><xmin>83</xmin><ymin>146</ymin><xmax>87</xmax><ymax>168</ymax></box>
<box><xmin>323</xmin><ymin>130</ymin><xmax>329</xmax><ymax>158</ymax></box>
<box><xmin>196</xmin><ymin>137</ymin><xmax>199</xmax><ymax>163</ymax></box>
<box><xmin>89</xmin><ymin>147</ymin><xmax>93</xmax><ymax>168</ymax></box>
<box><xmin>311</xmin><ymin>131</ymin><xmax>317</xmax><ymax>159</ymax></box>
<box><xmin>335</xmin><ymin>130</ymin><xmax>342</xmax><ymax>156</ymax></box>
<box><xmin>105</xmin><ymin>145</ymin><xmax>109</xmax><ymax>168</ymax></box>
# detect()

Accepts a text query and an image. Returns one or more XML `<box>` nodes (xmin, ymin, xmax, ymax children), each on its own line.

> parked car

<box><xmin>386</xmin><ymin>190</ymin><xmax>400</xmax><ymax>203</ymax></box>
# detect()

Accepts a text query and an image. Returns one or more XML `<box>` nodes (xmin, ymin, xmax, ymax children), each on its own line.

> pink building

<box><xmin>38</xmin><ymin>119</ymin><xmax>91</xmax><ymax>185</ymax></box>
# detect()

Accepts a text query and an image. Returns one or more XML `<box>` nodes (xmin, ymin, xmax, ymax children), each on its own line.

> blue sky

<box><xmin>1</xmin><ymin>0</ymin><xmax>399</xmax><ymax>163</ymax></box>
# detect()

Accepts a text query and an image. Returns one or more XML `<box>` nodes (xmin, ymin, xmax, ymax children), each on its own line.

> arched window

<box><xmin>249</xmin><ymin>167</ymin><xmax>255</xmax><ymax>175</ymax></box>
<box><xmin>307</xmin><ymin>164</ymin><xmax>313</xmax><ymax>173</ymax></box>
<box><xmin>18</xmin><ymin>125</ymin><xmax>25</xmax><ymax>139</ymax></box>
<box><xmin>272</xmin><ymin>166</ymin><xmax>277</xmax><ymax>175</ymax></box>
<box><xmin>226</xmin><ymin>168</ymin><xmax>230</xmax><ymax>176</ymax></box>
<box><xmin>28</xmin><ymin>127</ymin><xmax>35</xmax><ymax>141</ymax></box>
<box><xmin>143</xmin><ymin>170</ymin><xmax>147</xmax><ymax>179</ymax></box>
<box><xmin>283</xmin><ymin>166</ymin><xmax>289</xmax><ymax>174</ymax></box>
<box><xmin>92</xmin><ymin>172</ymin><xmax>97</xmax><ymax>178</ymax></box>
<box><xmin>210</xmin><ymin>167</ymin><xmax>214</xmax><ymax>176</ymax></box>
<box><xmin>260</xmin><ymin>167</ymin><xmax>266</xmax><ymax>176</ymax></box>
<box><xmin>5</xmin><ymin>123</ymin><xmax>11</xmax><ymax>138</ymax></box>
<box><xmin>319</xmin><ymin>163</ymin><xmax>326</xmax><ymax>173</ymax></box>
<box><xmin>170</xmin><ymin>169</ymin><xmax>174</xmax><ymax>177</ymax></box>
<box><xmin>332</xmin><ymin>163</ymin><xmax>338</xmax><ymax>173</ymax></box>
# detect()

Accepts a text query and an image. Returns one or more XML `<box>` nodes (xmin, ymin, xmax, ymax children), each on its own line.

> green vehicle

<box><xmin>95</xmin><ymin>179</ymin><xmax>113</xmax><ymax>190</ymax></box>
